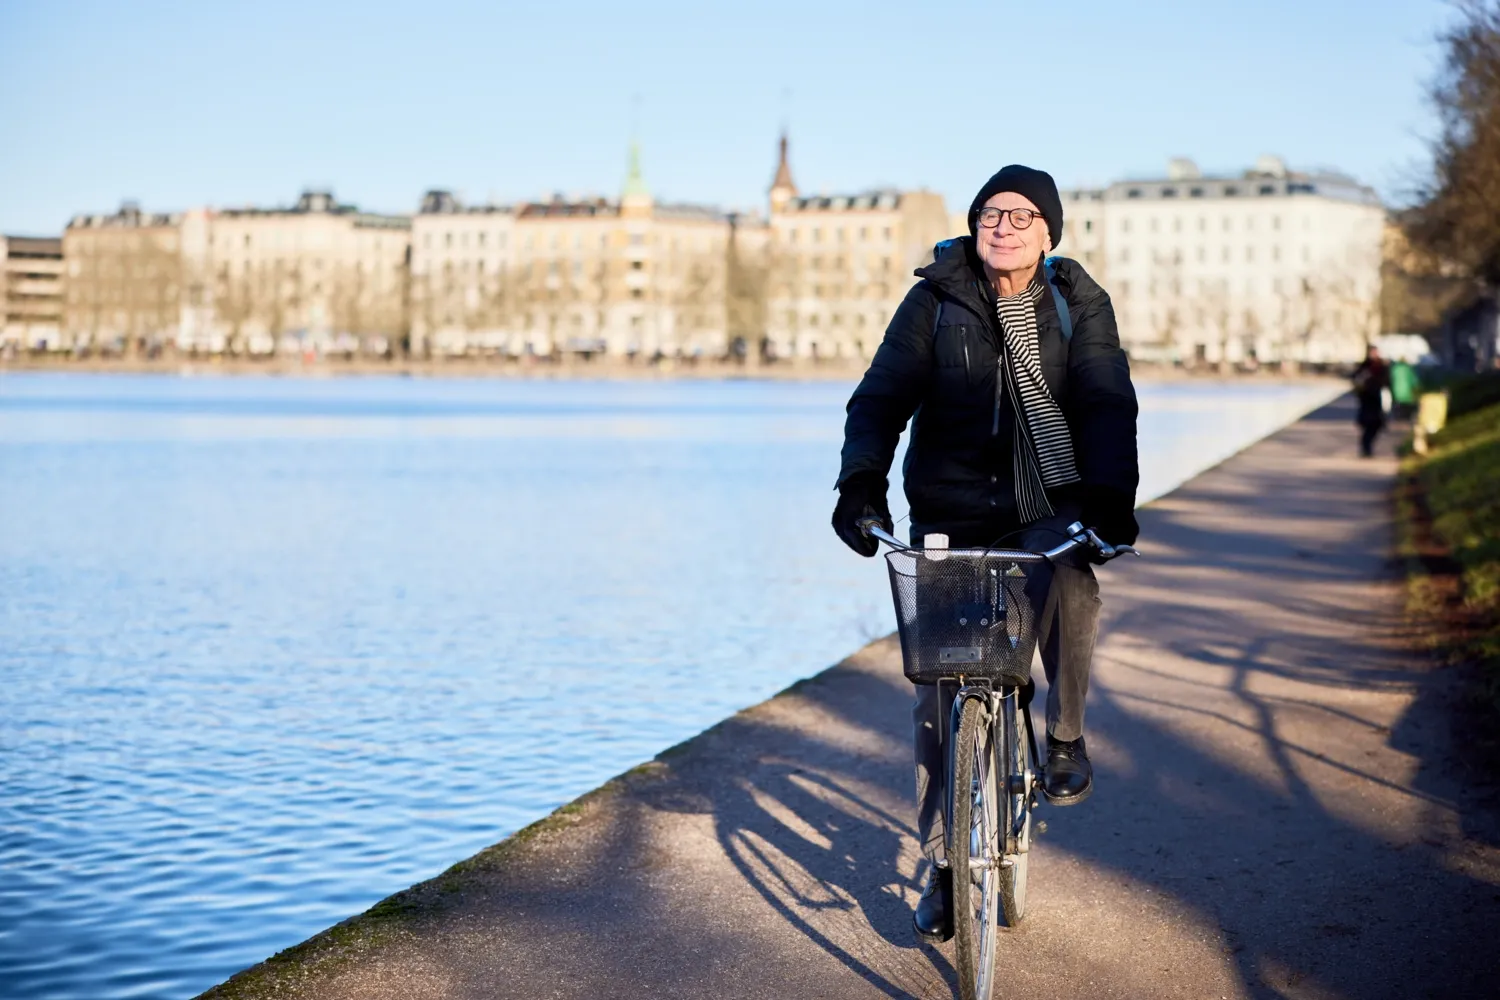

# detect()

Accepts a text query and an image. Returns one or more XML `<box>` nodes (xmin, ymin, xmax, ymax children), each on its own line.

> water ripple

<box><xmin>0</xmin><ymin>373</ymin><xmax>1338</xmax><ymax>998</ymax></box>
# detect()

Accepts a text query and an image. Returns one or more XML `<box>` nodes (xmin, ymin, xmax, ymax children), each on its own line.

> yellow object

<box><xmin>1418</xmin><ymin>392</ymin><xmax>1448</xmax><ymax>434</ymax></box>
<box><xmin>1412</xmin><ymin>391</ymin><xmax>1449</xmax><ymax>454</ymax></box>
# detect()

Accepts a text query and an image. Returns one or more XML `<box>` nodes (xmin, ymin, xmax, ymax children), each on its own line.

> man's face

<box><xmin>975</xmin><ymin>191</ymin><xmax>1050</xmax><ymax>276</ymax></box>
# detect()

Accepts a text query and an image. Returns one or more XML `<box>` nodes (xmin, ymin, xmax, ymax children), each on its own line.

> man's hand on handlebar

<box><xmin>1075</xmin><ymin>524</ymin><xmax>1140</xmax><ymax>564</ymax></box>
<box><xmin>831</xmin><ymin>472</ymin><xmax>892</xmax><ymax>558</ymax></box>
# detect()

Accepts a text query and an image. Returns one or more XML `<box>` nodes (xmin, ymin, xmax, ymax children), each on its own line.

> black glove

<box><xmin>1086</xmin><ymin>487</ymin><xmax>1139</xmax><ymax>548</ymax></box>
<box><xmin>831</xmin><ymin>472</ymin><xmax>892</xmax><ymax>558</ymax></box>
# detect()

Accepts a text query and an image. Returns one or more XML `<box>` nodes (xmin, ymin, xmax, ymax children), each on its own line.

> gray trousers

<box><xmin>912</xmin><ymin>561</ymin><xmax>1101</xmax><ymax>864</ymax></box>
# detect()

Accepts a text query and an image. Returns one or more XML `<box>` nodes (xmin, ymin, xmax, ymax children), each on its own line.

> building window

<box><xmin>859</xmin><ymin>227</ymin><xmax>868</xmax><ymax>240</ymax></box>
<box><xmin>1258</xmin><ymin>184</ymin><xmax>1276</xmax><ymax>195</ymax></box>
<box><xmin>1173</xmin><ymin>217</ymin><xmax>1182</xmax><ymax>233</ymax></box>
<box><xmin>1150</xmin><ymin>218</ymin><xmax>1159</xmax><ymax>233</ymax></box>
<box><xmin>1272</xmin><ymin>216</ymin><xmax>1281</xmax><ymax>231</ymax></box>
<box><xmin>1122</xmin><ymin>219</ymin><xmax>1132</xmax><ymax>233</ymax></box>
<box><xmin>631</xmin><ymin>260</ymin><xmax>644</xmax><ymax>270</ymax></box>
<box><xmin>445</xmin><ymin>233</ymin><xmax>453</xmax><ymax>248</ymax></box>
<box><xmin>812</xmin><ymin>228</ymin><xmax>822</xmax><ymax>243</ymax></box>
<box><xmin>1222</xmin><ymin>217</ymin><xmax>1231</xmax><ymax>232</ymax></box>
<box><xmin>788</xmin><ymin>229</ymin><xmax>798</xmax><ymax>244</ymax></box>
<box><xmin>1162</xmin><ymin>187</ymin><xmax>1177</xmax><ymax>197</ymax></box>
<box><xmin>1084</xmin><ymin>219</ymin><xmax>1093</xmax><ymax>233</ymax></box>
<box><xmin>1127</xmin><ymin>188</ymin><xmax>1142</xmax><ymax>198</ymax></box>
<box><xmin>1246</xmin><ymin>247</ymin><xmax>1254</xmax><ymax>262</ymax></box>
<box><xmin>1196</xmin><ymin>246</ymin><xmax>1206</xmax><ymax>263</ymax></box>
<box><xmin>883</xmin><ymin>227</ymin><xmax>893</xmax><ymax>240</ymax></box>
<box><xmin>1223</xmin><ymin>186</ymin><xmax>1239</xmax><ymax>196</ymax></box>
<box><xmin>1272</xmin><ymin>246</ymin><xmax>1281</xmax><ymax>262</ymax></box>
<box><xmin>478</xmin><ymin>233</ymin><xmax>487</xmax><ymax>247</ymax></box>
<box><xmin>1190</xmin><ymin>187</ymin><xmax>1204</xmax><ymax>198</ymax></box>
<box><xmin>1120</xmin><ymin>248</ymin><xmax>1131</xmax><ymax>263</ymax></box>
<box><xmin>1222</xmin><ymin>247</ymin><xmax>1231</xmax><ymax>262</ymax></box>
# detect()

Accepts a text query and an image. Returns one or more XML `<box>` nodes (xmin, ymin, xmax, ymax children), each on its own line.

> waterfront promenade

<box><xmin>203</xmin><ymin>396</ymin><xmax>1500</xmax><ymax>999</ymax></box>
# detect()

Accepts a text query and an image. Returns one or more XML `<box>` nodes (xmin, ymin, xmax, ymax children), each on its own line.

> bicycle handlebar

<box><xmin>856</xmin><ymin>517</ymin><xmax>1140</xmax><ymax>563</ymax></box>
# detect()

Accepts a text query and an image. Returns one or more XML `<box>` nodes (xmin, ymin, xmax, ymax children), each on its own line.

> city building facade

<box><xmin>0</xmin><ymin>234</ymin><xmax>64</xmax><ymax>351</ymax></box>
<box><xmin>762</xmin><ymin>135</ymin><xmax>950</xmax><ymax>360</ymax></box>
<box><xmin>36</xmin><ymin>148</ymin><xmax>1386</xmax><ymax>367</ymax></box>
<box><xmin>410</xmin><ymin>145</ymin><xmax>731</xmax><ymax>359</ymax></box>
<box><xmin>1062</xmin><ymin>156</ymin><xmax>1384</xmax><ymax>366</ymax></box>
<box><xmin>63</xmin><ymin>202</ymin><xmax>185</xmax><ymax>354</ymax></box>
<box><xmin>202</xmin><ymin>191</ymin><xmax>410</xmax><ymax>356</ymax></box>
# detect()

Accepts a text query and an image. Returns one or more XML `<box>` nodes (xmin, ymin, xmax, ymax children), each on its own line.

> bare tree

<box><xmin>1407</xmin><ymin>1</ymin><xmax>1500</xmax><ymax>295</ymax></box>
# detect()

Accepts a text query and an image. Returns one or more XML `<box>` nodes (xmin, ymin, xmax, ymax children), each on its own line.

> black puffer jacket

<box><xmin>838</xmin><ymin>237</ymin><xmax>1138</xmax><ymax>537</ymax></box>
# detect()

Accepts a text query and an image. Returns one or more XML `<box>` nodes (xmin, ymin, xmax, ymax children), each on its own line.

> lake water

<box><xmin>0</xmin><ymin>373</ymin><xmax>1340</xmax><ymax>999</ymax></box>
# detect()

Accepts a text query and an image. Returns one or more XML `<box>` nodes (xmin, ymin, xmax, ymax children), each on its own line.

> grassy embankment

<box><xmin>1399</xmin><ymin>372</ymin><xmax>1500</xmax><ymax>771</ymax></box>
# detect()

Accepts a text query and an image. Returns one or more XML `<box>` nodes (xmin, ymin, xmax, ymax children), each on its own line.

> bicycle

<box><xmin>857</xmin><ymin>518</ymin><xmax>1138</xmax><ymax>1000</ymax></box>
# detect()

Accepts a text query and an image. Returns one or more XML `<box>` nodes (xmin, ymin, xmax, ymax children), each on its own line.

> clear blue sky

<box><xmin>0</xmin><ymin>0</ymin><xmax>1452</xmax><ymax>236</ymax></box>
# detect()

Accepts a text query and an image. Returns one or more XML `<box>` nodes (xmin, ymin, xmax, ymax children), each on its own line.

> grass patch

<box><xmin>1401</xmin><ymin>388</ymin><xmax>1500</xmax><ymax>775</ymax></box>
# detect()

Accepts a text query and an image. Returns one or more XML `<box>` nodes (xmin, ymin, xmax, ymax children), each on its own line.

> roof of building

<box><xmin>517</xmin><ymin>196</ymin><xmax>618</xmax><ymax>220</ymax></box>
<box><xmin>779</xmin><ymin>189</ymin><xmax>904</xmax><ymax>213</ymax></box>
<box><xmin>3</xmin><ymin>235</ymin><xmax>63</xmax><ymax>256</ymax></box>
<box><xmin>417</xmin><ymin>190</ymin><xmax>513</xmax><ymax>216</ymax></box>
<box><xmin>67</xmin><ymin>201</ymin><xmax>182</xmax><ymax>230</ymax></box>
<box><xmin>216</xmin><ymin>190</ymin><xmax>411</xmax><ymax>226</ymax></box>
<box><xmin>1064</xmin><ymin>158</ymin><xmax>1382</xmax><ymax>207</ymax></box>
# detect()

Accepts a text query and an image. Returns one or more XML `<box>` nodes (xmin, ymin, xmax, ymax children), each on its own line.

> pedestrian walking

<box><xmin>1389</xmin><ymin>357</ymin><xmax>1420</xmax><ymax>422</ymax></box>
<box><xmin>1352</xmin><ymin>344</ymin><xmax>1390</xmax><ymax>457</ymax></box>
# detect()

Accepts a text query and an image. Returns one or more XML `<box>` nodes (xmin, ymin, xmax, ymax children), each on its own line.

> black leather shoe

<box><xmin>913</xmin><ymin>866</ymin><xmax>953</xmax><ymax>942</ymax></box>
<box><xmin>1043</xmin><ymin>734</ymin><xmax>1093</xmax><ymax>806</ymax></box>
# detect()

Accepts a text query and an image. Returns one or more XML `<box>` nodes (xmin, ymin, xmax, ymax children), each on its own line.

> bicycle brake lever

<box><xmin>1114</xmin><ymin>544</ymin><xmax>1141</xmax><ymax>558</ymax></box>
<box><xmin>1082</xmin><ymin>528</ymin><xmax>1117</xmax><ymax>560</ymax></box>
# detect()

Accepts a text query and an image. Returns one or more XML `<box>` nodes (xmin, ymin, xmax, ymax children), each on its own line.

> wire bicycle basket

<box><xmin>884</xmin><ymin>548</ymin><xmax>1053</xmax><ymax>686</ymax></box>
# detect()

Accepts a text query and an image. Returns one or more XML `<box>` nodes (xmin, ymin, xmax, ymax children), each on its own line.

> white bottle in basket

<box><xmin>923</xmin><ymin>533</ymin><xmax>949</xmax><ymax>562</ymax></box>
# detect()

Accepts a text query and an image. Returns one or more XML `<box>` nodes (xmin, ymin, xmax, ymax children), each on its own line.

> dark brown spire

<box><xmin>770</xmin><ymin>131</ymin><xmax>797</xmax><ymax>197</ymax></box>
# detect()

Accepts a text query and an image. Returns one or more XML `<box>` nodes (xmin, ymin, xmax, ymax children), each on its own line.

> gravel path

<box><xmin>204</xmin><ymin>397</ymin><xmax>1500</xmax><ymax>999</ymax></box>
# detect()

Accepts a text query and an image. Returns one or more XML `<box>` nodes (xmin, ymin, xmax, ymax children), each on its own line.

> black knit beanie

<box><xmin>968</xmin><ymin>164</ymin><xmax>1063</xmax><ymax>250</ymax></box>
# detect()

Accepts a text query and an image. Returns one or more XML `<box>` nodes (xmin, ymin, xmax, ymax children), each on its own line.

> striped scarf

<box><xmin>994</xmin><ymin>279</ymin><xmax>1081</xmax><ymax>522</ymax></box>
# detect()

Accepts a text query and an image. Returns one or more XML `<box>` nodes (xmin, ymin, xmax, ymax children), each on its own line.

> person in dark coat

<box><xmin>831</xmin><ymin>165</ymin><xmax>1139</xmax><ymax>942</ymax></box>
<box><xmin>1351</xmin><ymin>344</ymin><xmax>1390</xmax><ymax>457</ymax></box>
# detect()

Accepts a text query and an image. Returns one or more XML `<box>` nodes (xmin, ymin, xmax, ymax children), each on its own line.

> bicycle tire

<box><xmin>998</xmin><ymin>692</ymin><xmax>1032</xmax><ymax>927</ymax></box>
<box><xmin>949</xmin><ymin>695</ymin><xmax>998</xmax><ymax>1000</ymax></box>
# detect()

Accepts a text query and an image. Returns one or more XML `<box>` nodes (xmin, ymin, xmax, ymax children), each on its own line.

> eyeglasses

<box><xmin>975</xmin><ymin>207</ymin><xmax>1040</xmax><ymax>230</ymax></box>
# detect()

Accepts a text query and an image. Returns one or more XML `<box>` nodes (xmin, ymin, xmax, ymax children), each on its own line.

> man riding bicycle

<box><xmin>831</xmin><ymin>165</ymin><xmax>1140</xmax><ymax>942</ymax></box>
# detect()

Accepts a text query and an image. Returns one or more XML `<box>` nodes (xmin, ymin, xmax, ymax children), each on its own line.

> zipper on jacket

<box><xmin>960</xmin><ymin>328</ymin><xmax>971</xmax><ymax>381</ymax></box>
<box><xmin>992</xmin><ymin>348</ymin><xmax>1003</xmax><ymax>436</ymax></box>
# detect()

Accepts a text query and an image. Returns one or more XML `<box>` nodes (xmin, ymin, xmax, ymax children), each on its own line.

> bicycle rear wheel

<box><xmin>949</xmin><ymin>695</ymin><xmax>998</xmax><ymax>1000</ymax></box>
<box><xmin>998</xmin><ymin>691</ymin><xmax>1034</xmax><ymax>926</ymax></box>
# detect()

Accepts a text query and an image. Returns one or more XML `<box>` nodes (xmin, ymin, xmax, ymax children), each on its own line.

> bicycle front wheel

<box><xmin>998</xmin><ymin>690</ymin><xmax>1034</xmax><ymax>926</ymax></box>
<box><xmin>949</xmin><ymin>695</ymin><xmax>999</xmax><ymax>1000</ymax></box>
